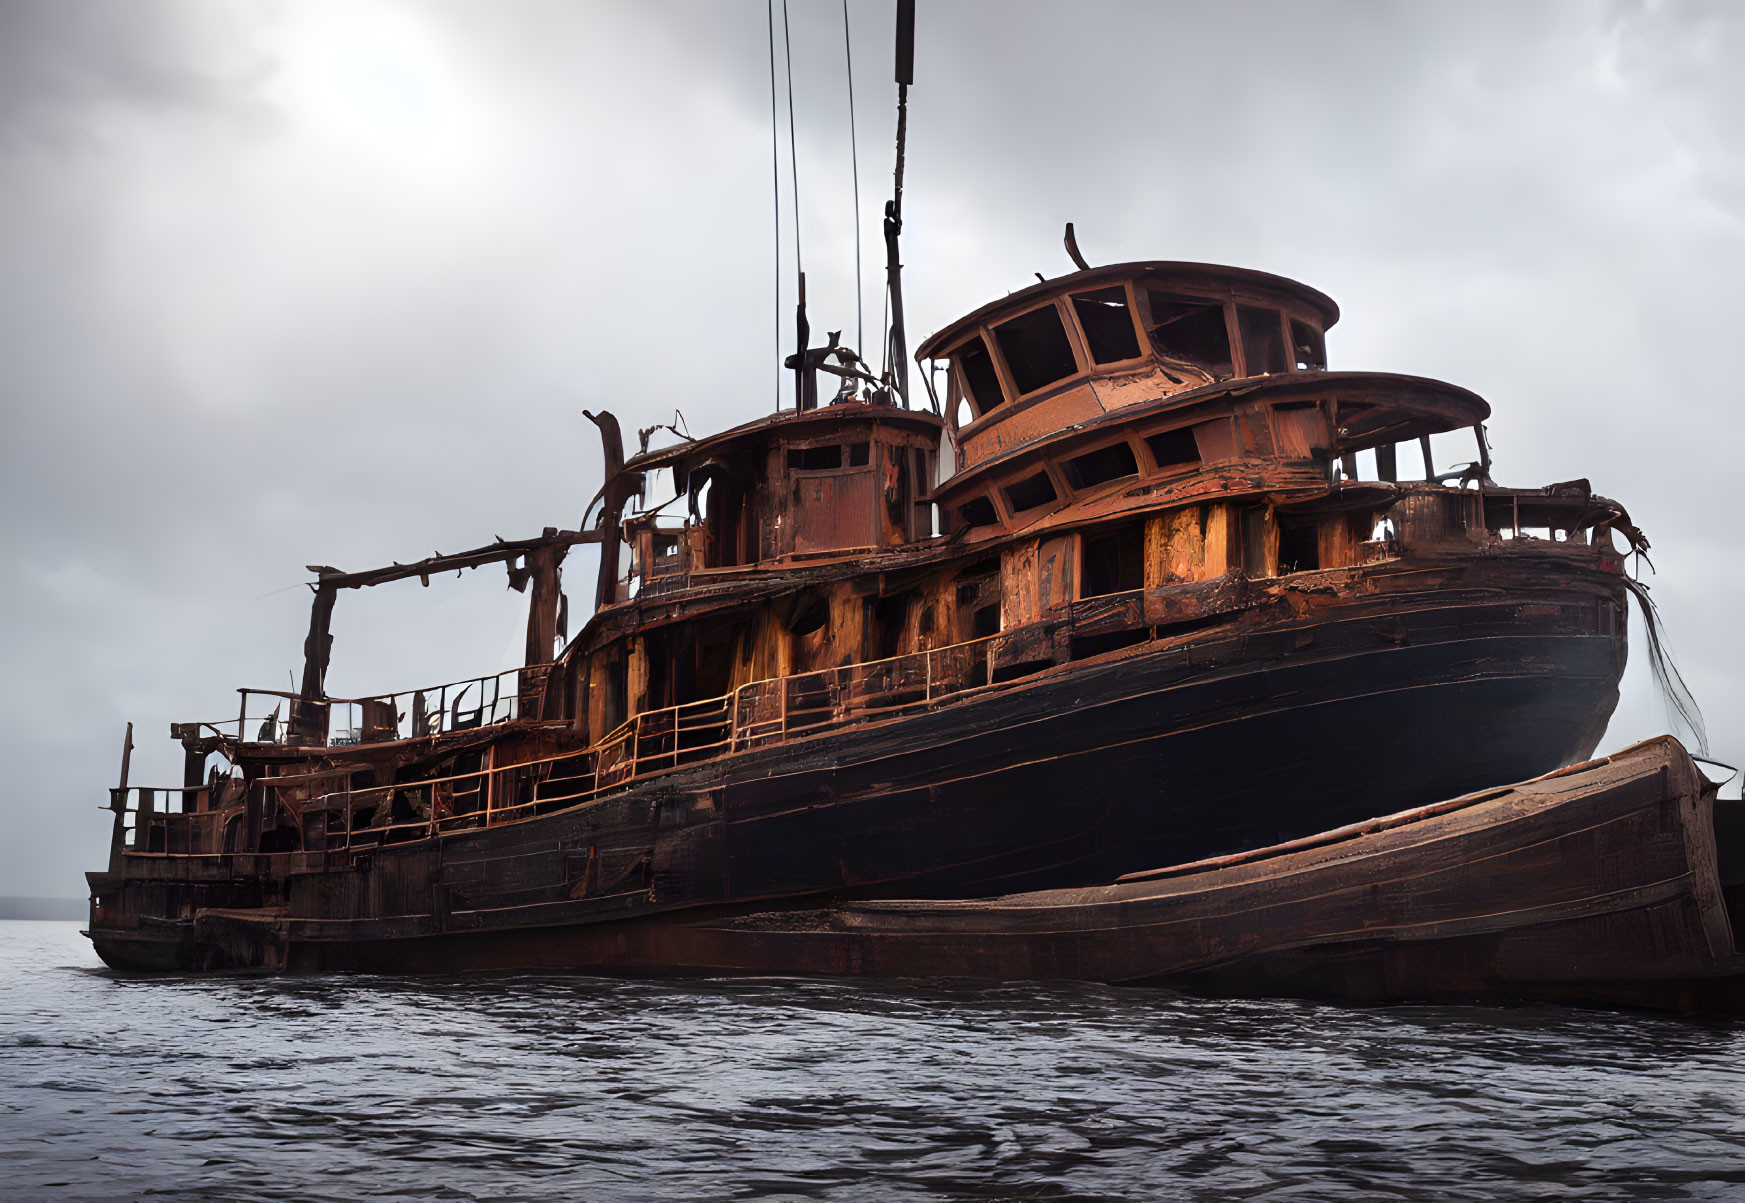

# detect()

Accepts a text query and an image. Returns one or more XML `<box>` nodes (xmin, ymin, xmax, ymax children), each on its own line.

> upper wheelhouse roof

<box><xmin>916</xmin><ymin>261</ymin><xmax>1339</xmax><ymax>361</ymax></box>
<box><xmin>625</xmin><ymin>402</ymin><xmax>944</xmax><ymax>475</ymax></box>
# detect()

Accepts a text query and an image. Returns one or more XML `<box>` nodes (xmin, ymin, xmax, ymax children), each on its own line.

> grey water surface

<box><xmin>4</xmin><ymin>919</ymin><xmax>1745</xmax><ymax>1202</ymax></box>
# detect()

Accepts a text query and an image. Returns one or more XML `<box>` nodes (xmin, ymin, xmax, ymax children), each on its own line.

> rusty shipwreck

<box><xmin>85</xmin><ymin>4</ymin><xmax>1671</xmax><ymax>992</ymax></box>
<box><xmin>86</xmin><ymin>246</ymin><xmax>1648</xmax><ymax>975</ymax></box>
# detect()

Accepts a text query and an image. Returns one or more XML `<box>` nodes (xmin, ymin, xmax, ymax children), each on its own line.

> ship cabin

<box><xmin>915</xmin><ymin>261</ymin><xmax>1536</xmax><ymax>588</ymax></box>
<box><xmin>614</xmin><ymin>402</ymin><xmax>946</xmax><ymax>599</ymax></box>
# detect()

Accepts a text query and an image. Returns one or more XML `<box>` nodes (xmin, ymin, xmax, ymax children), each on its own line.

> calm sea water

<box><xmin>4</xmin><ymin>920</ymin><xmax>1745</xmax><ymax>1202</ymax></box>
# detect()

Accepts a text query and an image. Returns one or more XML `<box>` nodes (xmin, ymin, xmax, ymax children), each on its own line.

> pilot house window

<box><xmin>954</xmin><ymin>336</ymin><xmax>1006</xmax><ymax>416</ymax></box>
<box><xmin>1145</xmin><ymin>292</ymin><xmax>1233</xmax><ymax>377</ymax></box>
<box><xmin>1291</xmin><ymin>319</ymin><xmax>1326</xmax><ymax>371</ymax></box>
<box><xmin>994</xmin><ymin>304</ymin><xmax>1080</xmax><ymax>395</ymax></box>
<box><xmin>1071</xmin><ymin>287</ymin><xmax>1141</xmax><ymax>364</ymax></box>
<box><xmin>788</xmin><ymin>445</ymin><xmax>842</xmax><ymax>471</ymax></box>
<box><xmin>1237</xmin><ymin>305</ymin><xmax>1288</xmax><ymax>375</ymax></box>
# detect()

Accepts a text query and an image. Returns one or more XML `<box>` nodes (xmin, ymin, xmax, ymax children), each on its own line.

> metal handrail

<box><xmin>120</xmin><ymin>633</ymin><xmax>1002</xmax><ymax>856</ymax></box>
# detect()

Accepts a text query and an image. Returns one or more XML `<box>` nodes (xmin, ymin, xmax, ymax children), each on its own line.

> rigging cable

<box><xmin>843</xmin><ymin>0</ymin><xmax>863</xmax><ymax>360</ymax></box>
<box><xmin>782</xmin><ymin>0</ymin><xmax>802</xmax><ymax>275</ymax></box>
<box><xmin>781</xmin><ymin>0</ymin><xmax>808</xmax><ymax>410</ymax></box>
<box><xmin>766</xmin><ymin>0</ymin><xmax>781</xmax><ymax>411</ymax></box>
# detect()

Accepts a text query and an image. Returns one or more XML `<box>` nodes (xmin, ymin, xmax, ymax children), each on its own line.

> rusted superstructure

<box><xmin>86</xmin><ymin>253</ymin><xmax>1643</xmax><ymax>975</ymax></box>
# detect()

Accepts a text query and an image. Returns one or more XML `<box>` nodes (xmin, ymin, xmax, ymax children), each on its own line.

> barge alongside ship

<box><xmin>250</xmin><ymin>736</ymin><xmax>1740</xmax><ymax>1014</ymax></box>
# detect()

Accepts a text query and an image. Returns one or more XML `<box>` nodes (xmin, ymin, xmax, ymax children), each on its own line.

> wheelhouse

<box><xmin>918</xmin><ymin>261</ymin><xmax>1340</xmax><ymax>471</ymax></box>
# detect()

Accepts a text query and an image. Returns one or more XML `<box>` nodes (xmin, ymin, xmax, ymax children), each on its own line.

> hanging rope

<box><xmin>843</xmin><ymin>0</ymin><xmax>863</xmax><ymax>360</ymax></box>
<box><xmin>1622</xmin><ymin>576</ymin><xmax>1710</xmax><ymax>757</ymax></box>
<box><xmin>766</xmin><ymin>0</ymin><xmax>781</xmax><ymax>411</ymax></box>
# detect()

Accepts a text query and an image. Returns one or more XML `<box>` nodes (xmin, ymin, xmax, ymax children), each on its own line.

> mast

<box><xmin>883</xmin><ymin>0</ymin><xmax>914</xmax><ymax>408</ymax></box>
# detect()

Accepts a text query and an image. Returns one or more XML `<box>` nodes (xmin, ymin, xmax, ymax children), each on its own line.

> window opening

<box><xmin>1003</xmin><ymin>471</ymin><xmax>1058</xmax><ymax>514</ymax></box>
<box><xmin>848</xmin><ymin>441</ymin><xmax>870</xmax><ymax>466</ymax></box>
<box><xmin>871</xmin><ymin>593</ymin><xmax>908</xmax><ymax>659</ymax></box>
<box><xmin>971</xmin><ymin>605</ymin><xmax>1000</xmax><ymax>638</ymax></box>
<box><xmin>1146</xmin><ymin>427</ymin><xmax>1201</xmax><ymax>469</ymax></box>
<box><xmin>957</xmin><ymin>496</ymin><xmax>998</xmax><ymax>527</ymax></box>
<box><xmin>1277</xmin><ymin>517</ymin><xmax>1319</xmax><ymax>574</ymax></box>
<box><xmin>1145</xmin><ymin>291</ymin><xmax>1233</xmax><ymax>377</ymax></box>
<box><xmin>1237</xmin><ymin>306</ymin><xmax>1288</xmax><ymax>375</ymax></box>
<box><xmin>1081</xmin><ymin>525</ymin><xmax>1144</xmax><ymax>597</ymax></box>
<box><xmin>788</xmin><ymin>594</ymin><xmax>829</xmax><ymax>637</ymax></box>
<box><xmin>1071</xmin><ymin>286</ymin><xmax>1140</xmax><ymax>364</ymax></box>
<box><xmin>1291</xmin><ymin>319</ymin><xmax>1326</xmax><ymax>371</ymax></box>
<box><xmin>955</xmin><ymin>336</ymin><xmax>1006</xmax><ymax>416</ymax></box>
<box><xmin>1062</xmin><ymin>442</ymin><xmax>1139</xmax><ymax>490</ymax></box>
<box><xmin>1241</xmin><ymin>507</ymin><xmax>1272</xmax><ymax>578</ymax></box>
<box><xmin>993</xmin><ymin>304</ymin><xmax>1080</xmax><ymax>395</ymax></box>
<box><xmin>787</xmin><ymin>445</ymin><xmax>843</xmax><ymax>471</ymax></box>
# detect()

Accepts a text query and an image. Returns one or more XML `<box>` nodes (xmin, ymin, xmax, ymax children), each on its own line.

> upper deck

<box><xmin>917</xmin><ymin>261</ymin><xmax>1341</xmax><ymax>471</ymax></box>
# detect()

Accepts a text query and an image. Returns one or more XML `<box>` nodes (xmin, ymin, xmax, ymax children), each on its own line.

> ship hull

<box><xmin>87</xmin><ymin>555</ymin><xmax>1628</xmax><ymax>974</ymax></box>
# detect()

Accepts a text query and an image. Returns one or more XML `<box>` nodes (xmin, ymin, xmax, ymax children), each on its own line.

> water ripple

<box><xmin>3</xmin><ymin>921</ymin><xmax>1744</xmax><ymax>1201</ymax></box>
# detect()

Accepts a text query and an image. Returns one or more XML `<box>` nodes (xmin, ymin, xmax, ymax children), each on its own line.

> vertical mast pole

<box><xmin>884</xmin><ymin>0</ymin><xmax>915</xmax><ymax>408</ymax></box>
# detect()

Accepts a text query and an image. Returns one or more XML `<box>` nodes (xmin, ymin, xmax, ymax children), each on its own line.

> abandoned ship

<box><xmin>86</xmin><ymin>244</ymin><xmax>1645</xmax><ymax>974</ymax></box>
<box><xmin>86</xmin><ymin>4</ymin><xmax>1654</xmax><ymax>982</ymax></box>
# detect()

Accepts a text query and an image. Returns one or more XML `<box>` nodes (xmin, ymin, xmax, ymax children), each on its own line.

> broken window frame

<box><xmin>1290</xmin><ymin>317</ymin><xmax>1327</xmax><ymax>372</ymax></box>
<box><xmin>1136</xmin><ymin>285</ymin><xmax>1238</xmax><ymax>380</ymax></box>
<box><xmin>1058</xmin><ymin>439</ymin><xmax>1142</xmax><ymax>493</ymax></box>
<box><xmin>1234</xmin><ymin>304</ymin><xmax>1290</xmax><ymax>377</ymax></box>
<box><xmin>1141</xmin><ymin>423</ymin><xmax>1205</xmax><ymax>474</ymax></box>
<box><xmin>1002</xmin><ymin>468</ymin><xmax>1061</xmax><ymax>515</ymax></box>
<box><xmin>1066</xmin><ymin>282</ymin><xmax>1145</xmax><ymax>368</ymax></box>
<box><xmin>784</xmin><ymin>439</ymin><xmax>875</xmax><ymax>477</ymax></box>
<box><xmin>1078</xmin><ymin>522</ymin><xmax>1146</xmax><ymax>599</ymax></box>
<box><xmin>955</xmin><ymin>494</ymin><xmax>999</xmax><ymax>530</ymax></box>
<box><xmin>949</xmin><ymin>333</ymin><xmax>1010</xmax><ymax>423</ymax></box>
<box><xmin>989</xmin><ymin>299</ymin><xmax>1088</xmax><ymax>401</ymax></box>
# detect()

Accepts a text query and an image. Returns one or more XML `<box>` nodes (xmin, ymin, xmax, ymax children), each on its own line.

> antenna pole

<box><xmin>795</xmin><ymin>271</ymin><xmax>812</xmax><ymax>411</ymax></box>
<box><xmin>883</xmin><ymin>0</ymin><xmax>914</xmax><ymax>408</ymax></box>
<box><xmin>767</xmin><ymin>0</ymin><xmax>782</xmax><ymax>412</ymax></box>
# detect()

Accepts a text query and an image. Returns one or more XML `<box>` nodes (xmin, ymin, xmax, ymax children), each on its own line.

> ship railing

<box><xmin>231</xmin><ymin>666</ymin><xmax>536</xmax><ymax>749</ymax></box>
<box><xmin>108</xmin><ymin>783</ymin><xmax>227</xmax><ymax>855</ymax></box>
<box><xmin>113</xmin><ymin>635</ymin><xmax>1000</xmax><ymax>857</ymax></box>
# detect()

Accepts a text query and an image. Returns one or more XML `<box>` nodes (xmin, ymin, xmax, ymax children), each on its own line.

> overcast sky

<box><xmin>2</xmin><ymin>0</ymin><xmax>1741</xmax><ymax>899</ymax></box>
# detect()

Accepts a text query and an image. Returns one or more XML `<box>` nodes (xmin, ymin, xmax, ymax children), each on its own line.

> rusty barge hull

<box><xmin>88</xmin><ymin>552</ymin><xmax>1624</xmax><ymax>974</ymax></box>
<box><xmin>236</xmin><ymin>738</ymin><xmax>1745</xmax><ymax>1016</ymax></box>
